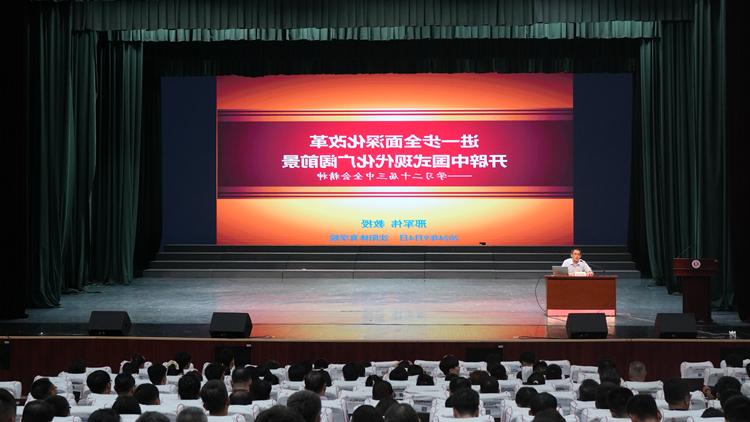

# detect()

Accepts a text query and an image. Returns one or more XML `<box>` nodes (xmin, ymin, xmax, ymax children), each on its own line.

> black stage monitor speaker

<box><xmin>88</xmin><ymin>311</ymin><xmax>131</xmax><ymax>336</ymax></box>
<box><xmin>654</xmin><ymin>313</ymin><xmax>697</xmax><ymax>338</ymax></box>
<box><xmin>566</xmin><ymin>313</ymin><xmax>608</xmax><ymax>339</ymax></box>
<box><xmin>210</xmin><ymin>312</ymin><xmax>253</xmax><ymax>338</ymax></box>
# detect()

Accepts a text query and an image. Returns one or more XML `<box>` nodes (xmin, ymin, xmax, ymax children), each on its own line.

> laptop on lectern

<box><xmin>551</xmin><ymin>266</ymin><xmax>569</xmax><ymax>276</ymax></box>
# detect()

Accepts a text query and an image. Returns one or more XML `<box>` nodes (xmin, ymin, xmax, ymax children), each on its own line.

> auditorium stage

<box><xmin>1</xmin><ymin>277</ymin><xmax>746</xmax><ymax>340</ymax></box>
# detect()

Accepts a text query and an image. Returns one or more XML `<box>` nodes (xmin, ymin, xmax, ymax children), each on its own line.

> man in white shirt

<box><xmin>561</xmin><ymin>248</ymin><xmax>593</xmax><ymax>276</ymax></box>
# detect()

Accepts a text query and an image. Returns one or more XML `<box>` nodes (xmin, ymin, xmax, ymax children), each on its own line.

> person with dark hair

<box><xmin>595</xmin><ymin>382</ymin><xmax>617</xmax><ymax>409</ymax></box>
<box><xmin>597</xmin><ymin>358</ymin><xmax>616</xmax><ymax>375</ymax></box>
<box><xmin>350</xmin><ymin>405</ymin><xmax>382</xmax><ymax>422</ymax></box>
<box><xmin>416</xmin><ymin>374</ymin><xmax>434</xmax><ymax>386</ymax></box>
<box><xmin>174</xmin><ymin>352</ymin><xmax>192</xmax><ymax>373</ymax></box>
<box><xmin>44</xmin><ymin>395</ymin><xmax>70</xmax><ymax>417</ymax></box>
<box><xmin>724</xmin><ymin>353</ymin><xmax>744</xmax><ymax>368</ymax></box>
<box><xmin>130</xmin><ymin>355</ymin><xmax>147</xmax><ymax>371</ymax></box>
<box><xmin>216</xmin><ymin>349</ymin><xmax>235</xmax><ymax>375</ymax></box>
<box><xmin>628</xmin><ymin>361</ymin><xmax>647</xmax><ymax>382</ymax></box>
<box><xmin>365</xmin><ymin>375</ymin><xmax>382</xmax><ymax>387</ymax></box>
<box><xmin>112</xmin><ymin>396</ymin><xmax>142</xmax><ymax>415</ymax></box>
<box><xmin>448</xmin><ymin>377</ymin><xmax>471</xmax><ymax>395</ymax></box>
<box><xmin>439</xmin><ymin>355</ymin><xmax>460</xmax><ymax>377</ymax></box>
<box><xmin>204</xmin><ymin>363</ymin><xmax>225</xmax><ymax>381</ymax></box>
<box><xmin>200</xmin><ymin>380</ymin><xmax>229</xmax><ymax>416</ymax></box>
<box><xmin>68</xmin><ymin>360</ymin><xmax>86</xmax><ymax>374</ymax></box>
<box><xmin>515</xmin><ymin>387</ymin><xmax>538</xmax><ymax>408</ymax></box>
<box><xmin>663</xmin><ymin>379</ymin><xmax>690</xmax><ymax>410</ymax></box>
<box><xmin>136</xmin><ymin>412</ymin><xmax>170</xmax><ymax>422</ymax></box>
<box><xmin>342</xmin><ymin>363</ymin><xmax>364</xmax><ymax>381</ymax></box>
<box><xmin>488</xmin><ymin>363</ymin><xmax>508</xmax><ymax>381</ymax></box>
<box><xmin>147</xmin><ymin>364</ymin><xmax>167</xmax><ymax>386</ymax></box>
<box><xmin>288</xmin><ymin>363</ymin><xmax>309</xmax><ymax>382</ymax></box>
<box><xmin>178</xmin><ymin>371</ymin><xmax>202</xmax><ymax>400</ymax></box>
<box><xmin>229</xmin><ymin>391</ymin><xmax>253</xmax><ymax>405</ymax></box>
<box><xmin>115</xmin><ymin>373</ymin><xmax>136</xmax><ymax>396</ymax></box>
<box><xmin>723</xmin><ymin>395</ymin><xmax>750</xmax><ymax>422</ymax></box>
<box><xmin>599</xmin><ymin>368</ymin><xmax>621</xmax><ymax>386</ymax></box>
<box><xmin>468</xmin><ymin>370</ymin><xmax>490</xmax><ymax>386</ymax></box>
<box><xmin>88</xmin><ymin>409</ymin><xmax>119</xmax><ymax>422</ymax></box>
<box><xmin>22</xmin><ymin>401</ymin><xmax>54</xmax><ymax>422</ymax></box>
<box><xmin>700</xmin><ymin>408</ymin><xmax>724</xmax><ymax>418</ymax></box>
<box><xmin>122</xmin><ymin>363</ymin><xmax>136</xmax><ymax>375</ymax></box>
<box><xmin>712</xmin><ymin>376</ymin><xmax>742</xmax><ymax>402</ymax></box>
<box><xmin>314</xmin><ymin>359</ymin><xmax>329</xmax><ymax>370</ymax></box>
<box><xmin>372</xmin><ymin>381</ymin><xmax>394</xmax><ymax>401</ymax></box>
<box><xmin>388</xmin><ymin>367</ymin><xmax>408</xmax><ymax>381</ymax></box>
<box><xmin>176</xmin><ymin>407</ymin><xmax>208</xmax><ymax>422</ymax></box>
<box><xmin>450</xmin><ymin>388</ymin><xmax>480</xmax><ymax>418</ymax></box>
<box><xmin>544</xmin><ymin>364</ymin><xmax>563</xmax><ymax>380</ymax></box>
<box><xmin>719</xmin><ymin>389</ymin><xmax>742</xmax><ymax>410</ymax></box>
<box><xmin>287</xmin><ymin>390</ymin><xmax>322</xmax><ymax>422</ymax></box>
<box><xmin>562</xmin><ymin>248</ymin><xmax>593</xmax><ymax>275</ymax></box>
<box><xmin>529</xmin><ymin>392</ymin><xmax>557</xmax><ymax>416</ymax></box>
<box><xmin>383</xmin><ymin>403</ymin><xmax>418</xmax><ymax>422</ymax></box>
<box><xmin>375</xmin><ymin>398</ymin><xmax>399</xmax><ymax>417</ymax></box>
<box><xmin>396</xmin><ymin>360</ymin><xmax>411</xmax><ymax>369</ymax></box>
<box><xmin>607</xmin><ymin>387</ymin><xmax>633</xmax><ymax>418</ymax></box>
<box><xmin>519</xmin><ymin>352</ymin><xmax>536</xmax><ymax>367</ymax></box>
<box><xmin>264</xmin><ymin>374</ymin><xmax>280</xmax><ymax>385</ymax></box>
<box><xmin>134</xmin><ymin>384</ymin><xmax>160</xmax><ymax>406</ymax></box>
<box><xmin>166</xmin><ymin>362</ymin><xmax>181</xmax><ymax>376</ymax></box>
<box><xmin>525</xmin><ymin>373</ymin><xmax>545</xmax><ymax>385</ymax></box>
<box><xmin>232</xmin><ymin>367</ymin><xmax>254</xmax><ymax>392</ymax></box>
<box><xmin>479</xmin><ymin>376</ymin><xmax>499</xmax><ymax>394</ymax></box>
<box><xmin>532</xmin><ymin>361</ymin><xmax>548</xmax><ymax>375</ymax></box>
<box><xmin>30</xmin><ymin>378</ymin><xmax>56</xmax><ymax>400</ymax></box>
<box><xmin>255</xmin><ymin>406</ymin><xmax>305</xmax><ymax>422</ymax></box>
<box><xmin>304</xmin><ymin>370</ymin><xmax>327</xmax><ymax>397</ymax></box>
<box><xmin>0</xmin><ymin>389</ymin><xmax>17</xmax><ymax>422</ymax></box>
<box><xmin>406</xmin><ymin>365</ymin><xmax>424</xmax><ymax>377</ymax></box>
<box><xmin>578</xmin><ymin>379</ymin><xmax>599</xmax><ymax>402</ymax></box>
<box><xmin>627</xmin><ymin>394</ymin><xmax>661</xmax><ymax>422</ymax></box>
<box><xmin>87</xmin><ymin>370</ymin><xmax>112</xmax><ymax>394</ymax></box>
<box><xmin>530</xmin><ymin>409</ymin><xmax>565</xmax><ymax>422</ymax></box>
<box><xmin>251</xmin><ymin>379</ymin><xmax>272</xmax><ymax>401</ymax></box>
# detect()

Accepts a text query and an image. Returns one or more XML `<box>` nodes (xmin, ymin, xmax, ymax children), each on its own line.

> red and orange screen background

<box><xmin>216</xmin><ymin>74</ymin><xmax>573</xmax><ymax>245</ymax></box>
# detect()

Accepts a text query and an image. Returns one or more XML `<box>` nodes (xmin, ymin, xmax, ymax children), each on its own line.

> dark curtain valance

<box><xmin>63</xmin><ymin>0</ymin><xmax>693</xmax><ymax>32</ymax></box>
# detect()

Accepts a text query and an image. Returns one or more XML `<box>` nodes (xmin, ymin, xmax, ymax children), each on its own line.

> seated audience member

<box><xmin>416</xmin><ymin>374</ymin><xmax>434</xmax><ymax>386</ymax></box>
<box><xmin>600</xmin><ymin>368</ymin><xmax>621</xmax><ymax>386</ymax></box>
<box><xmin>450</xmin><ymin>388</ymin><xmax>480</xmax><ymax>418</ymax></box>
<box><xmin>88</xmin><ymin>409</ymin><xmax>119</xmax><ymax>422</ymax></box>
<box><xmin>201</xmin><ymin>380</ymin><xmax>230</xmax><ymax>416</ymax></box>
<box><xmin>530</xmin><ymin>409</ymin><xmax>565</xmax><ymax>422</ymax></box>
<box><xmin>204</xmin><ymin>363</ymin><xmax>225</xmax><ymax>382</ymax></box>
<box><xmin>529</xmin><ymin>393</ymin><xmax>558</xmax><ymax>416</ymax></box>
<box><xmin>372</xmin><ymin>381</ymin><xmax>394</xmax><ymax>401</ymax></box>
<box><xmin>544</xmin><ymin>364</ymin><xmax>563</xmax><ymax>380</ymax></box>
<box><xmin>176</xmin><ymin>407</ymin><xmax>208</xmax><ymax>422</ymax></box>
<box><xmin>229</xmin><ymin>391</ymin><xmax>253</xmax><ymax>405</ymax></box>
<box><xmin>314</xmin><ymin>359</ymin><xmax>329</xmax><ymax>370</ymax></box>
<box><xmin>0</xmin><ymin>390</ymin><xmax>16</xmax><ymax>422</ymax></box>
<box><xmin>719</xmin><ymin>389</ymin><xmax>742</xmax><ymax>410</ymax></box>
<box><xmin>488</xmin><ymin>362</ymin><xmax>508</xmax><ymax>380</ymax></box>
<box><xmin>407</xmin><ymin>365</ymin><xmax>424</xmax><ymax>377</ymax></box>
<box><xmin>445</xmin><ymin>377</ymin><xmax>472</xmax><ymax>406</ymax></box>
<box><xmin>251</xmin><ymin>379</ymin><xmax>272</xmax><ymax>401</ymax></box>
<box><xmin>175</xmin><ymin>351</ymin><xmax>193</xmax><ymax>374</ymax></box>
<box><xmin>595</xmin><ymin>383</ymin><xmax>617</xmax><ymax>409</ymax></box>
<box><xmin>178</xmin><ymin>371</ymin><xmax>202</xmax><ymax>400</ymax></box>
<box><xmin>134</xmin><ymin>384</ymin><xmax>160</xmax><ymax>406</ymax></box>
<box><xmin>304</xmin><ymin>370</ymin><xmax>327</xmax><ymax>397</ymax></box>
<box><xmin>22</xmin><ymin>401</ymin><xmax>54</xmax><ymax>422</ymax></box>
<box><xmin>628</xmin><ymin>361</ymin><xmax>647</xmax><ymax>382</ymax></box>
<box><xmin>216</xmin><ymin>349</ymin><xmax>235</xmax><ymax>375</ymax></box>
<box><xmin>516</xmin><ymin>351</ymin><xmax>536</xmax><ymax>380</ymax></box>
<box><xmin>663</xmin><ymin>378</ymin><xmax>690</xmax><ymax>410</ymax></box>
<box><xmin>130</xmin><ymin>354</ymin><xmax>147</xmax><ymax>371</ymax></box>
<box><xmin>30</xmin><ymin>378</ymin><xmax>57</xmax><ymax>400</ymax></box>
<box><xmin>700</xmin><ymin>408</ymin><xmax>724</xmax><ymax>418</ymax></box>
<box><xmin>375</xmin><ymin>398</ymin><xmax>399</xmax><ymax>417</ymax></box>
<box><xmin>439</xmin><ymin>355</ymin><xmax>461</xmax><ymax>377</ymax></box>
<box><xmin>255</xmin><ymin>406</ymin><xmax>305</xmax><ymax>422</ymax></box>
<box><xmin>608</xmin><ymin>387</ymin><xmax>633</xmax><ymax>418</ymax></box>
<box><xmin>231</xmin><ymin>367</ymin><xmax>253</xmax><ymax>392</ymax></box>
<box><xmin>264</xmin><ymin>374</ymin><xmax>280</xmax><ymax>385</ymax></box>
<box><xmin>533</xmin><ymin>361</ymin><xmax>548</xmax><ymax>375</ymax></box>
<box><xmin>388</xmin><ymin>367</ymin><xmax>408</xmax><ymax>381</ymax></box>
<box><xmin>68</xmin><ymin>359</ymin><xmax>86</xmax><ymax>374</ymax></box>
<box><xmin>515</xmin><ymin>387</ymin><xmax>538</xmax><ymax>408</ymax></box>
<box><xmin>136</xmin><ymin>412</ymin><xmax>170</xmax><ymax>422</ymax></box>
<box><xmin>121</xmin><ymin>362</ymin><xmax>136</xmax><ymax>375</ymax></box>
<box><xmin>365</xmin><ymin>375</ymin><xmax>382</xmax><ymax>387</ymax></box>
<box><xmin>287</xmin><ymin>390</ymin><xmax>322</xmax><ymax>422</ymax></box>
<box><xmin>469</xmin><ymin>370</ymin><xmax>490</xmax><ymax>386</ymax></box>
<box><xmin>712</xmin><ymin>376</ymin><xmax>742</xmax><ymax>402</ymax></box>
<box><xmin>166</xmin><ymin>362</ymin><xmax>181</xmax><ymax>376</ymax></box>
<box><xmin>626</xmin><ymin>394</ymin><xmax>661</xmax><ymax>422</ymax></box>
<box><xmin>288</xmin><ymin>363</ymin><xmax>309</xmax><ymax>382</ymax></box>
<box><xmin>723</xmin><ymin>395</ymin><xmax>750</xmax><ymax>422</ymax></box>
<box><xmin>147</xmin><ymin>364</ymin><xmax>167</xmax><ymax>385</ymax></box>
<box><xmin>342</xmin><ymin>363</ymin><xmax>364</xmax><ymax>381</ymax></box>
<box><xmin>525</xmin><ymin>373</ymin><xmax>546</xmax><ymax>385</ymax></box>
<box><xmin>578</xmin><ymin>379</ymin><xmax>599</xmax><ymax>401</ymax></box>
<box><xmin>597</xmin><ymin>358</ymin><xmax>616</xmax><ymax>375</ymax></box>
<box><xmin>112</xmin><ymin>396</ymin><xmax>142</xmax><ymax>415</ymax></box>
<box><xmin>350</xmin><ymin>405</ymin><xmax>382</xmax><ymax>422</ymax></box>
<box><xmin>724</xmin><ymin>353</ymin><xmax>744</xmax><ymax>368</ymax></box>
<box><xmin>479</xmin><ymin>376</ymin><xmax>499</xmax><ymax>394</ymax></box>
<box><xmin>87</xmin><ymin>370</ymin><xmax>113</xmax><ymax>394</ymax></box>
<box><xmin>115</xmin><ymin>373</ymin><xmax>136</xmax><ymax>396</ymax></box>
<box><xmin>45</xmin><ymin>395</ymin><xmax>70</xmax><ymax>417</ymax></box>
<box><xmin>383</xmin><ymin>403</ymin><xmax>419</xmax><ymax>422</ymax></box>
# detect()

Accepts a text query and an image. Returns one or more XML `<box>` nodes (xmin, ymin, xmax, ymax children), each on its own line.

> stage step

<box><xmin>144</xmin><ymin>245</ymin><xmax>642</xmax><ymax>279</ymax></box>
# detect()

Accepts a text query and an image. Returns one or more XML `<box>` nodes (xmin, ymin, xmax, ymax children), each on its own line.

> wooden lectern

<box><xmin>545</xmin><ymin>275</ymin><xmax>617</xmax><ymax>316</ymax></box>
<box><xmin>673</xmin><ymin>258</ymin><xmax>718</xmax><ymax>323</ymax></box>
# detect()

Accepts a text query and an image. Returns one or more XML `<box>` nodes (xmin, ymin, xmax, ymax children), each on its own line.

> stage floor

<box><xmin>2</xmin><ymin>277</ymin><xmax>747</xmax><ymax>340</ymax></box>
